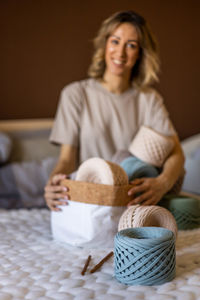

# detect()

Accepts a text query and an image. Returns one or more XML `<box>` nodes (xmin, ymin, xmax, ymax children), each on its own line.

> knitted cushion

<box><xmin>76</xmin><ymin>157</ymin><xmax>128</xmax><ymax>185</ymax></box>
<box><xmin>114</xmin><ymin>227</ymin><xmax>176</xmax><ymax>285</ymax></box>
<box><xmin>120</xmin><ymin>156</ymin><xmax>159</xmax><ymax>182</ymax></box>
<box><xmin>118</xmin><ymin>205</ymin><xmax>177</xmax><ymax>238</ymax></box>
<box><xmin>129</xmin><ymin>126</ymin><xmax>174</xmax><ymax>167</ymax></box>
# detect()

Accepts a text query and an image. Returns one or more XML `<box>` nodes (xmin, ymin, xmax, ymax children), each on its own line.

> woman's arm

<box><xmin>127</xmin><ymin>135</ymin><xmax>185</xmax><ymax>206</ymax></box>
<box><xmin>155</xmin><ymin>135</ymin><xmax>185</xmax><ymax>193</ymax></box>
<box><xmin>50</xmin><ymin>144</ymin><xmax>77</xmax><ymax>178</ymax></box>
<box><xmin>44</xmin><ymin>144</ymin><xmax>78</xmax><ymax>211</ymax></box>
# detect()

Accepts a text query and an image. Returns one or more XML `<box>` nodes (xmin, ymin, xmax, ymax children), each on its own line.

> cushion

<box><xmin>6</xmin><ymin>129</ymin><xmax>59</xmax><ymax>162</ymax></box>
<box><xmin>193</xmin><ymin>147</ymin><xmax>200</xmax><ymax>160</ymax></box>
<box><xmin>181</xmin><ymin>134</ymin><xmax>200</xmax><ymax>195</ymax></box>
<box><xmin>182</xmin><ymin>157</ymin><xmax>200</xmax><ymax>195</ymax></box>
<box><xmin>181</xmin><ymin>133</ymin><xmax>200</xmax><ymax>157</ymax></box>
<box><xmin>0</xmin><ymin>132</ymin><xmax>12</xmax><ymax>163</ymax></box>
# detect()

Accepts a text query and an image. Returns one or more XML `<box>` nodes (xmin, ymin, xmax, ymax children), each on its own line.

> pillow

<box><xmin>182</xmin><ymin>157</ymin><xmax>200</xmax><ymax>195</ymax></box>
<box><xmin>181</xmin><ymin>134</ymin><xmax>200</xmax><ymax>195</ymax></box>
<box><xmin>193</xmin><ymin>147</ymin><xmax>200</xmax><ymax>160</ymax></box>
<box><xmin>181</xmin><ymin>133</ymin><xmax>200</xmax><ymax>158</ymax></box>
<box><xmin>7</xmin><ymin>129</ymin><xmax>59</xmax><ymax>162</ymax></box>
<box><xmin>0</xmin><ymin>132</ymin><xmax>12</xmax><ymax>163</ymax></box>
<box><xmin>0</xmin><ymin>156</ymin><xmax>57</xmax><ymax>209</ymax></box>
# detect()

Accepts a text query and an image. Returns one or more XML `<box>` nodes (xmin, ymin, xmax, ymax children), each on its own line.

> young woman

<box><xmin>44</xmin><ymin>10</ymin><xmax>184</xmax><ymax>211</ymax></box>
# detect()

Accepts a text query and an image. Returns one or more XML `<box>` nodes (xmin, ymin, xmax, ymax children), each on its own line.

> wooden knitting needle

<box><xmin>81</xmin><ymin>255</ymin><xmax>92</xmax><ymax>276</ymax></box>
<box><xmin>90</xmin><ymin>251</ymin><xmax>114</xmax><ymax>274</ymax></box>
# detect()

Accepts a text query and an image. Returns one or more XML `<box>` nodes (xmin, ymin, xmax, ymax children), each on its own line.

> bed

<box><xmin>0</xmin><ymin>119</ymin><xmax>200</xmax><ymax>300</ymax></box>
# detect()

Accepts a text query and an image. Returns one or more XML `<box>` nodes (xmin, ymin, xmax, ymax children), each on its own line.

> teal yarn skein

<box><xmin>120</xmin><ymin>156</ymin><xmax>159</xmax><ymax>181</ymax></box>
<box><xmin>114</xmin><ymin>227</ymin><xmax>176</xmax><ymax>286</ymax></box>
<box><xmin>159</xmin><ymin>195</ymin><xmax>200</xmax><ymax>230</ymax></box>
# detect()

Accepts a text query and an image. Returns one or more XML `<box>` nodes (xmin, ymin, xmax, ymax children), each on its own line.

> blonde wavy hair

<box><xmin>88</xmin><ymin>10</ymin><xmax>160</xmax><ymax>88</ymax></box>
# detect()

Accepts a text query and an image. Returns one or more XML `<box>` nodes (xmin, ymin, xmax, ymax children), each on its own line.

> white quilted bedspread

<box><xmin>0</xmin><ymin>209</ymin><xmax>200</xmax><ymax>300</ymax></box>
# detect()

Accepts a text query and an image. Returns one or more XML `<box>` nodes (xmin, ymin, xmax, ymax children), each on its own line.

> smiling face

<box><xmin>104</xmin><ymin>22</ymin><xmax>140</xmax><ymax>80</ymax></box>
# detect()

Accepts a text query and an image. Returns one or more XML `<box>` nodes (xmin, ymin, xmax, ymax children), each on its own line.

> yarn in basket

<box><xmin>76</xmin><ymin>157</ymin><xmax>128</xmax><ymax>185</ymax></box>
<box><xmin>114</xmin><ymin>227</ymin><xmax>176</xmax><ymax>285</ymax></box>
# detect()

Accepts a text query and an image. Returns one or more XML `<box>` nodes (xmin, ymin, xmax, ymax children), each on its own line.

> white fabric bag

<box><xmin>51</xmin><ymin>158</ymin><xmax>128</xmax><ymax>248</ymax></box>
<box><xmin>51</xmin><ymin>202</ymin><xmax>126</xmax><ymax>248</ymax></box>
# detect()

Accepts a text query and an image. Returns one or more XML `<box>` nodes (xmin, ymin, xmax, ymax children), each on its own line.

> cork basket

<box><xmin>61</xmin><ymin>179</ymin><xmax>133</xmax><ymax>206</ymax></box>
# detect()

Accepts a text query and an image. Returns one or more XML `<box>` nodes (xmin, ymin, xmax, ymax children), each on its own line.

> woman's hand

<box><xmin>127</xmin><ymin>176</ymin><xmax>168</xmax><ymax>207</ymax></box>
<box><xmin>44</xmin><ymin>174</ymin><xmax>69</xmax><ymax>211</ymax></box>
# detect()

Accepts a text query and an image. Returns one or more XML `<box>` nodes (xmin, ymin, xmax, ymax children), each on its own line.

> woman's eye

<box><xmin>127</xmin><ymin>43</ymin><xmax>137</xmax><ymax>49</ymax></box>
<box><xmin>111</xmin><ymin>39</ymin><xmax>119</xmax><ymax>45</ymax></box>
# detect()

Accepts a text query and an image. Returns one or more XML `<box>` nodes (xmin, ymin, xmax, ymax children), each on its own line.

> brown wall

<box><xmin>1</xmin><ymin>0</ymin><xmax>200</xmax><ymax>140</ymax></box>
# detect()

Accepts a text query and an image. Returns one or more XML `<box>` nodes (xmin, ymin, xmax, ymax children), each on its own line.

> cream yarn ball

<box><xmin>118</xmin><ymin>205</ymin><xmax>178</xmax><ymax>238</ymax></box>
<box><xmin>129</xmin><ymin>126</ymin><xmax>174</xmax><ymax>167</ymax></box>
<box><xmin>76</xmin><ymin>157</ymin><xmax>129</xmax><ymax>185</ymax></box>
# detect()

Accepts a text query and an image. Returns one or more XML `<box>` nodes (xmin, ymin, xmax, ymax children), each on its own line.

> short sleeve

<box><xmin>50</xmin><ymin>82</ymin><xmax>83</xmax><ymax>146</ymax></box>
<box><xmin>144</xmin><ymin>91</ymin><xmax>177</xmax><ymax>137</ymax></box>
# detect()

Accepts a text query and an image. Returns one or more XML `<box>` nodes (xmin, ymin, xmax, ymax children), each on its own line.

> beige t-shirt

<box><xmin>50</xmin><ymin>78</ymin><xmax>176</xmax><ymax>165</ymax></box>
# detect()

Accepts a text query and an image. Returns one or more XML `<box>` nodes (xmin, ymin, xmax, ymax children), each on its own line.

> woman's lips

<box><xmin>112</xmin><ymin>59</ymin><xmax>126</xmax><ymax>67</ymax></box>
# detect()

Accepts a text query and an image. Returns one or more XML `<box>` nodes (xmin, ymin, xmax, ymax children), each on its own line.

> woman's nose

<box><xmin>116</xmin><ymin>44</ymin><xmax>126</xmax><ymax>58</ymax></box>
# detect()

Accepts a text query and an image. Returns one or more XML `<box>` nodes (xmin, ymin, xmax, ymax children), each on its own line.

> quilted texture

<box><xmin>0</xmin><ymin>120</ymin><xmax>198</xmax><ymax>298</ymax></box>
<box><xmin>0</xmin><ymin>209</ymin><xmax>200</xmax><ymax>299</ymax></box>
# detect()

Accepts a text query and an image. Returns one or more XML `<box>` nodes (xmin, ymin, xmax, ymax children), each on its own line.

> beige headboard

<box><xmin>0</xmin><ymin>118</ymin><xmax>54</xmax><ymax>132</ymax></box>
